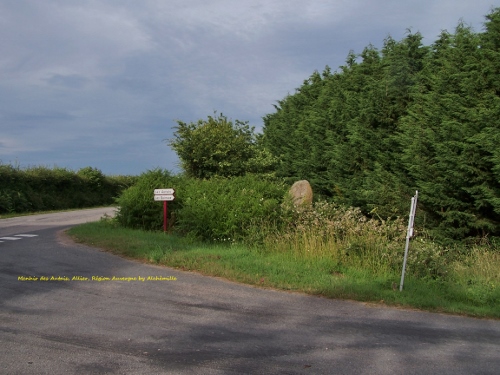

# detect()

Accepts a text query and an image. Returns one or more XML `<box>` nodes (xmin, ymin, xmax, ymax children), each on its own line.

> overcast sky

<box><xmin>1</xmin><ymin>0</ymin><xmax>499</xmax><ymax>176</ymax></box>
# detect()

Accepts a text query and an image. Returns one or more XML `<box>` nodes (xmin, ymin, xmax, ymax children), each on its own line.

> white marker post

<box><xmin>154</xmin><ymin>189</ymin><xmax>175</xmax><ymax>232</ymax></box>
<box><xmin>400</xmin><ymin>190</ymin><xmax>418</xmax><ymax>292</ymax></box>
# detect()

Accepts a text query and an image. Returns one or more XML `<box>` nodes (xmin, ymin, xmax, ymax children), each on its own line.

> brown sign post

<box><xmin>154</xmin><ymin>189</ymin><xmax>175</xmax><ymax>232</ymax></box>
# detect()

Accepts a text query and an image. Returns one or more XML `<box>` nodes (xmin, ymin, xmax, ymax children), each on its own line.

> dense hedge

<box><xmin>175</xmin><ymin>174</ymin><xmax>286</xmax><ymax>242</ymax></box>
<box><xmin>0</xmin><ymin>164</ymin><xmax>136</xmax><ymax>214</ymax></box>
<box><xmin>262</xmin><ymin>9</ymin><xmax>500</xmax><ymax>243</ymax></box>
<box><xmin>114</xmin><ymin>169</ymin><xmax>185</xmax><ymax>230</ymax></box>
<box><xmin>115</xmin><ymin>170</ymin><xmax>287</xmax><ymax>242</ymax></box>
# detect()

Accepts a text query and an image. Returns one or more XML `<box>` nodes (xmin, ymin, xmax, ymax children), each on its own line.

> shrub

<box><xmin>174</xmin><ymin>175</ymin><xmax>287</xmax><ymax>242</ymax></box>
<box><xmin>115</xmin><ymin>169</ymin><xmax>186</xmax><ymax>230</ymax></box>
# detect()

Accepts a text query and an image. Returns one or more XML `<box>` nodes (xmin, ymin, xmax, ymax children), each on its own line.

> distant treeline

<box><xmin>0</xmin><ymin>164</ymin><xmax>137</xmax><ymax>214</ymax></box>
<box><xmin>262</xmin><ymin>9</ymin><xmax>500</xmax><ymax>242</ymax></box>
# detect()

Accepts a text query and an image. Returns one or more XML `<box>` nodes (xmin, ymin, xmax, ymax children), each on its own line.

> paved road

<box><xmin>1</xmin><ymin>209</ymin><xmax>499</xmax><ymax>374</ymax></box>
<box><xmin>0</xmin><ymin>207</ymin><xmax>116</xmax><ymax>235</ymax></box>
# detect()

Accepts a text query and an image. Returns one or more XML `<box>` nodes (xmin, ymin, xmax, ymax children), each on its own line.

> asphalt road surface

<box><xmin>1</xmin><ymin>208</ymin><xmax>499</xmax><ymax>374</ymax></box>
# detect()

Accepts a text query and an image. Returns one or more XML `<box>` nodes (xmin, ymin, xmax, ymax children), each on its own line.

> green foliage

<box><xmin>114</xmin><ymin>169</ymin><xmax>186</xmax><ymax>231</ymax></box>
<box><xmin>263</xmin><ymin>201</ymin><xmax>408</xmax><ymax>274</ymax></box>
<box><xmin>115</xmin><ymin>171</ymin><xmax>287</xmax><ymax>240</ymax></box>
<box><xmin>168</xmin><ymin>112</ymin><xmax>276</xmax><ymax>179</ymax></box>
<box><xmin>175</xmin><ymin>175</ymin><xmax>286</xmax><ymax>242</ymax></box>
<box><xmin>399</xmin><ymin>20</ymin><xmax>500</xmax><ymax>240</ymax></box>
<box><xmin>0</xmin><ymin>163</ymin><xmax>35</xmax><ymax>212</ymax></box>
<box><xmin>0</xmin><ymin>163</ymin><xmax>132</xmax><ymax>214</ymax></box>
<box><xmin>262</xmin><ymin>8</ymin><xmax>500</xmax><ymax>242</ymax></box>
<box><xmin>263</xmin><ymin>32</ymin><xmax>428</xmax><ymax>209</ymax></box>
<box><xmin>77</xmin><ymin>166</ymin><xmax>105</xmax><ymax>190</ymax></box>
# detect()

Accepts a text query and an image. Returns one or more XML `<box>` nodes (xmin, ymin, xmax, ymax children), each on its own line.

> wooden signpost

<box><xmin>154</xmin><ymin>189</ymin><xmax>175</xmax><ymax>232</ymax></box>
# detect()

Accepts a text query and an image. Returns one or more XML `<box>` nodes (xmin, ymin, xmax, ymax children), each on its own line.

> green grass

<box><xmin>67</xmin><ymin>220</ymin><xmax>500</xmax><ymax>319</ymax></box>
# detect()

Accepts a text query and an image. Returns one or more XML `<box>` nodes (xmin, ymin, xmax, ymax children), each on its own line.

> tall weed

<box><xmin>261</xmin><ymin>201</ymin><xmax>455</xmax><ymax>277</ymax></box>
<box><xmin>451</xmin><ymin>246</ymin><xmax>500</xmax><ymax>286</ymax></box>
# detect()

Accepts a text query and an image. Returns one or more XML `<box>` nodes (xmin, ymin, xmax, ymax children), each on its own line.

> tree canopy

<box><xmin>262</xmin><ymin>8</ymin><xmax>500</xmax><ymax>242</ymax></box>
<box><xmin>166</xmin><ymin>9</ymin><xmax>500</xmax><ymax>242</ymax></box>
<box><xmin>169</xmin><ymin>113</ymin><xmax>276</xmax><ymax>179</ymax></box>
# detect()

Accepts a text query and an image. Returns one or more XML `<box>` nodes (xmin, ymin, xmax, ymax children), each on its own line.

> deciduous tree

<box><xmin>169</xmin><ymin>112</ymin><xmax>276</xmax><ymax>179</ymax></box>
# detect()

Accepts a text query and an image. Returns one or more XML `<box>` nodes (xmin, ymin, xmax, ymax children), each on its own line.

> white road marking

<box><xmin>0</xmin><ymin>234</ymin><xmax>38</xmax><ymax>243</ymax></box>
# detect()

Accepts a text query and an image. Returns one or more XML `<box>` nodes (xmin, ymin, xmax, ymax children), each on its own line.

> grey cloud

<box><xmin>3</xmin><ymin>110</ymin><xmax>76</xmax><ymax>123</ymax></box>
<box><xmin>0</xmin><ymin>0</ymin><xmax>497</xmax><ymax>175</ymax></box>
<box><xmin>45</xmin><ymin>74</ymin><xmax>90</xmax><ymax>89</ymax></box>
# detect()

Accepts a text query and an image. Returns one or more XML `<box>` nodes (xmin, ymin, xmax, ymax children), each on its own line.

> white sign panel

<box><xmin>154</xmin><ymin>188</ymin><xmax>175</xmax><ymax>195</ymax></box>
<box><xmin>154</xmin><ymin>195</ymin><xmax>175</xmax><ymax>201</ymax></box>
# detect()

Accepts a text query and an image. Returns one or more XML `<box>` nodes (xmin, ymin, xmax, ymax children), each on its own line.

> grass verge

<box><xmin>67</xmin><ymin>220</ymin><xmax>500</xmax><ymax>319</ymax></box>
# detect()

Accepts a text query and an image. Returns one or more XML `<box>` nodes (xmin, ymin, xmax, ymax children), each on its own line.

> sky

<box><xmin>1</xmin><ymin>0</ymin><xmax>499</xmax><ymax>176</ymax></box>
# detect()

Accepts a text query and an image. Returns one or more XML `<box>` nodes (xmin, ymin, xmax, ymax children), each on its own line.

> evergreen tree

<box><xmin>263</xmin><ymin>69</ymin><xmax>329</xmax><ymax>189</ymax></box>
<box><xmin>399</xmin><ymin>20</ymin><xmax>500</xmax><ymax>239</ymax></box>
<box><xmin>262</xmin><ymin>9</ymin><xmax>500</xmax><ymax>241</ymax></box>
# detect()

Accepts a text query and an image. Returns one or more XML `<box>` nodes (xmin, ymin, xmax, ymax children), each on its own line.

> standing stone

<box><xmin>288</xmin><ymin>180</ymin><xmax>313</xmax><ymax>207</ymax></box>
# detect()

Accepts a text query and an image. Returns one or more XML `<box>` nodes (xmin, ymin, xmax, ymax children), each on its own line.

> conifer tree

<box><xmin>262</xmin><ymin>8</ymin><xmax>500</xmax><ymax>241</ymax></box>
<box><xmin>399</xmin><ymin>20</ymin><xmax>500</xmax><ymax>239</ymax></box>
